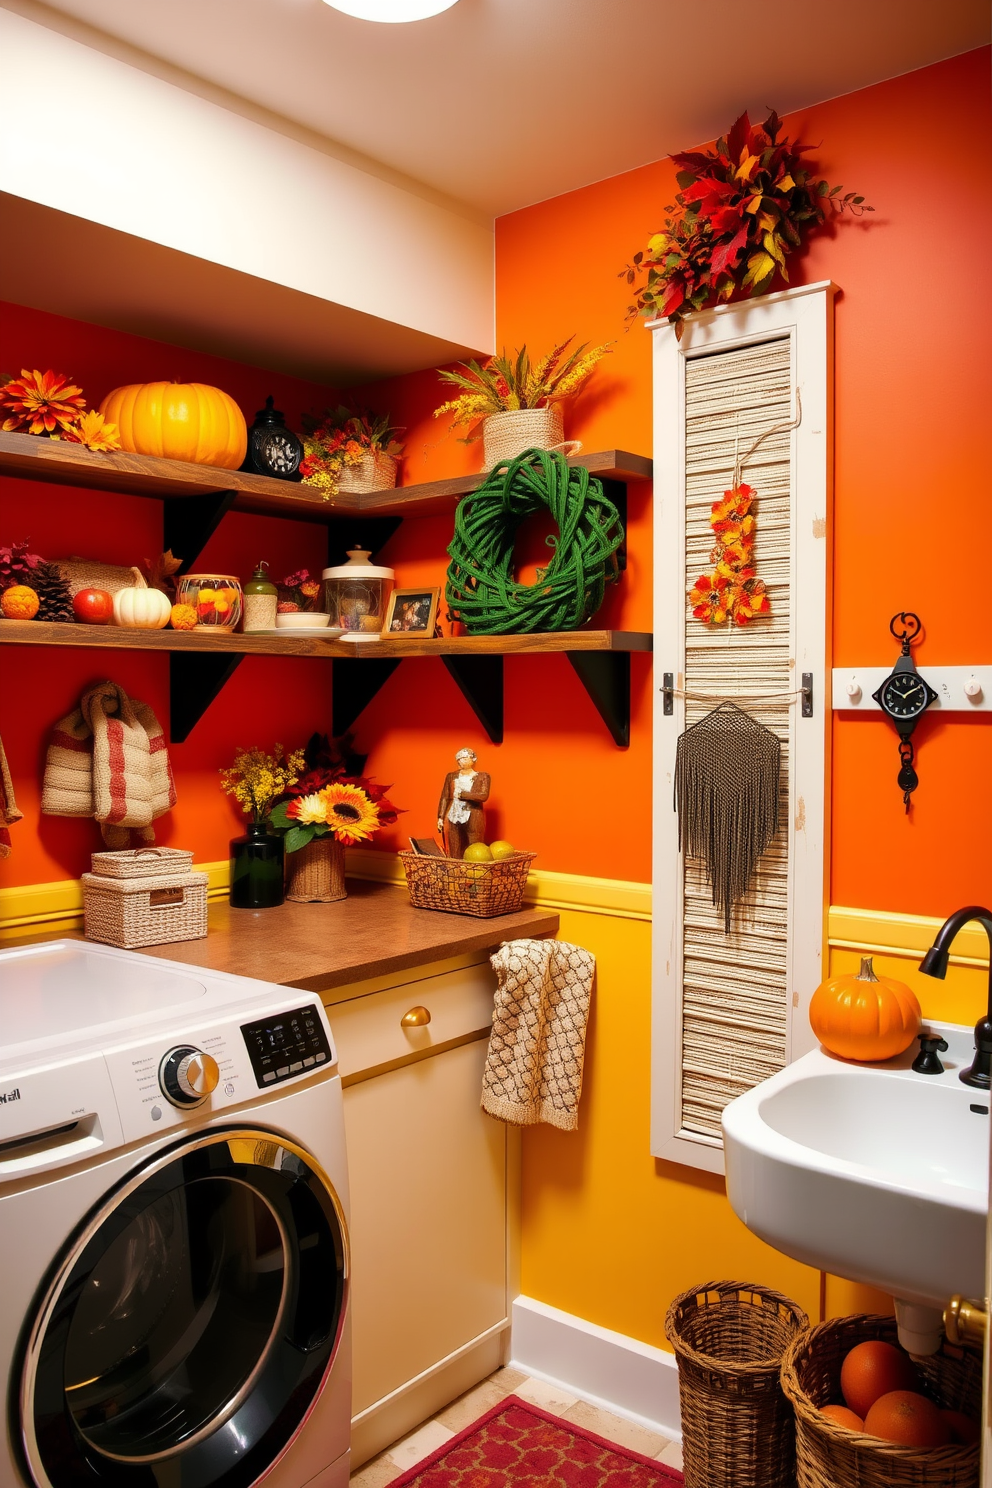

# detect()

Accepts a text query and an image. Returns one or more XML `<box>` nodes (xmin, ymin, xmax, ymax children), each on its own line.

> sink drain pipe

<box><xmin>894</xmin><ymin>1300</ymin><xmax>945</xmax><ymax>1355</ymax></box>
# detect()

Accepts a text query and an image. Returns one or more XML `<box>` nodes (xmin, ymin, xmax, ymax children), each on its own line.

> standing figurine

<box><xmin>437</xmin><ymin>748</ymin><xmax>491</xmax><ymax>858</ymax></box>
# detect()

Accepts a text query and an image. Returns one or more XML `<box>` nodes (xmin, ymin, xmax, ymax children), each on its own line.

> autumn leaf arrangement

<box><xmin>434</xmin><ymin>336</ymin><xmax>611</xmax><ymax>441</ymax></box>
<box><xmin>299</xmin><ymin>407</ymin><xmax>404</xmax><ymax>499</ymax></box>
<box><xmin>266</xmin><ymin>734</ymin><xmax>401</xmax><ymax>854</ymax></box>
<box><xmin>0</xmin><ymin>368</ymin><xmax>122</xmax><ymax>451</ymax></box>
<box><xmin>689</xmin><ymin>482</ymin><xmax>770</xmax><ymax>627</ymax></box>
<box><xmin>623</xmin><ymin>110</ymin><xmax>871</xmax><ymax>336</ymax></box>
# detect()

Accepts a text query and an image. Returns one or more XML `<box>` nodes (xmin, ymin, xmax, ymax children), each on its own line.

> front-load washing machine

<box><xmin>0</xmin><ymin>938</ymin><xmax>351</xmax><ymax>1488</ymax></box>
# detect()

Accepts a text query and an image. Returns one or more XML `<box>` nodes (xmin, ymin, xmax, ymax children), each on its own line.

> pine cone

<box><xmin>32</xmin><ymin>561</ymin><xmax>76</xmax><ymax>622</ymax></box>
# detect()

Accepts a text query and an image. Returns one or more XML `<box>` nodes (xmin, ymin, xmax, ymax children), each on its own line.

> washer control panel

<box><xmin>241</xmin><ymin>1004</ymin><xmax>331</xmax><ymax>1089</ymax></box>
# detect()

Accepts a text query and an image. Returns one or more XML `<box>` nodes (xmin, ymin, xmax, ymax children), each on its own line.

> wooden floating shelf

<box><xmin>0</xmin><ymin>431</ymin><xmax>651</xmax><ymax>522</ymax></box>
<box><xmin>0</xmin><ymin>621</ymin><xmax>652</xmax><ymax>747</ymax></box>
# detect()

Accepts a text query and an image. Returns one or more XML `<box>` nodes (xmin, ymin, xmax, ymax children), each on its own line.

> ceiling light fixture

<box><xmin>321</xmin><ymin>0</ymin><xmax>460</xmax><ymax>20</ymax></box>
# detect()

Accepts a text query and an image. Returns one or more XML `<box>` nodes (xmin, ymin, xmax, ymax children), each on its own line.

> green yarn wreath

<box><xmin>445</xmin><ymin>449</ymin><xmax>625</xmax><ymax>635</ymax></box>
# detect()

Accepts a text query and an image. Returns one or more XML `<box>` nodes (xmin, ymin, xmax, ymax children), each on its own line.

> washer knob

<box><xmin>160</xmin><ymin>1046</ymin><xmax>220</xmax><ymax>1107</ymax></box>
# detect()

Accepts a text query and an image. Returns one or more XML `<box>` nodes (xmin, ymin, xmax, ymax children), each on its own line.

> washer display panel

<box><xmin>20</xmin><ymin>1129</ymin><xmax>347</xmax><ymax>1488</ymax></box>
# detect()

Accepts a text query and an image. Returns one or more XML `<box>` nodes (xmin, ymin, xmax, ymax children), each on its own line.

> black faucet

<box><xmin>919</xmin><ymin>906</ymin><xmax>992</xmax><ymax>1089</ymax></box>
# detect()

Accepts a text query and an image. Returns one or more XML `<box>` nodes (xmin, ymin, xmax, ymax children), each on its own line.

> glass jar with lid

<box><xmin>322</xmin><ymin>548</ymin><xmax>394</xmax><ymax>640</ymax></box>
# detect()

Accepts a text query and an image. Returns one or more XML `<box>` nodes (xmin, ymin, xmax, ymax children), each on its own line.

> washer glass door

<box><xmin>21</xmin><ymin>1128</ymin><xmax>347</xmax><ymax>1488</ymax></box>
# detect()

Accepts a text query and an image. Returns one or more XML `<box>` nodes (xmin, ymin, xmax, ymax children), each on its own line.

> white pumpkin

<box><xmin>113</xmin><ymin>568</ymin><xmax>172</xmax><ymax>629</ymax></box>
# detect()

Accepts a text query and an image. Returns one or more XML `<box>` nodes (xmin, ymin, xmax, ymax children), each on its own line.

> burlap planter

<box><xmin>285</xmin><ymin>837</ymin><xmax>347</xmax><ymax>902</ymax></box>
<box><xmin>482</xmin><ymin>405</ymin><xmax>577</xmax><ymax>470</ymax></box>
<box><xmin>338</xmin><ymin>450</ymin><xmax>397</xmax><ymax>494</ymax></box>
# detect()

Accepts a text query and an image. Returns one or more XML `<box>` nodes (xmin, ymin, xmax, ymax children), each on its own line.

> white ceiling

<box><xmin>16</xmin><ymin>0</ymin><xmax>990</xmax><ymax>218</ymax></box>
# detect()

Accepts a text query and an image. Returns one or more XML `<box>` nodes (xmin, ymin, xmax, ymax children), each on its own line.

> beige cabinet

<box><xmin>325</xmin><ymin>958</ymin><xmax>513</xmax><ymax>1466</ymax></box>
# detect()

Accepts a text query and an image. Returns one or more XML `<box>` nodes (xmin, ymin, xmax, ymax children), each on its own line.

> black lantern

<box><xmin>243</xmin><ymin>396</ymin><xmax>304</xmax><ymax>481</ymax></box>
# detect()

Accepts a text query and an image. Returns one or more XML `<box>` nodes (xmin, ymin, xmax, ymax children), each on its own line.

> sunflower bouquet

<box><xmin>267</xmin><ymin>733</ymin><xmax>400</xmax><ymax>854</ymax></box>
<box><xmin>434</xmin><ymin>336</ymin><xmax>611</xmax><ymax>441</ymax></box>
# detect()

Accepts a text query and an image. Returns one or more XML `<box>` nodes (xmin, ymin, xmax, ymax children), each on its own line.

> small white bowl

<box><xmin>275</xmin><ymin>612</ymin><xmax>330</xmax><ymax>630</ymax></box>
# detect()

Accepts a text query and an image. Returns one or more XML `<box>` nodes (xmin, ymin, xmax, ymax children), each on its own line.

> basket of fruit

<box><xmin>399</xmin><ymin>844</ymin><xmax>535</xmax><ymax>918</ymax></box>
<box><xmin>666</xmin><ymin>1280</ymin><xmax>809</xmax><ymax>1488</ymax></box>
<box><xmin>780</xmin><ymin>1314</ymin><xmax>980</xmax><ymax>1488</ymax></box>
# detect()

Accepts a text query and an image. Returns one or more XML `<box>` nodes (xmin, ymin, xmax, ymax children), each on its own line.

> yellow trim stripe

<box><xmin>0</xmin><ymin>855</ymin><xmax>986</xmax><ymax>969</ymax></box>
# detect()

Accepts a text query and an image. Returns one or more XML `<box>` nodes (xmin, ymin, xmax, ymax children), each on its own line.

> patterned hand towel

<box><xmin>42</xmin><ymin>681</ymin><xmax>176</xmax><ymax>848</ymax></box>
<box><xmin>482</xmin><ymin>938</ymin><xmax>595</xmax><ymax>1131</ymax></box>
<box><xmin>0</xmin><ymin>735</ymin><xmax>21</xmax><ymax>858</ymax></box>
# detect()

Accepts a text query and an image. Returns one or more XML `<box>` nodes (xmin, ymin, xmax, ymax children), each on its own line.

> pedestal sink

<box><xmin>722</xmin><ymin>1022</ymin><xmax>989</xmax><ymax>1352</ymax></box>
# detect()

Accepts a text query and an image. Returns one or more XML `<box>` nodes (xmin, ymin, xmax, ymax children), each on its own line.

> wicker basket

<box><xmin>338</xmin><ymin>450</ymin><xmax>398</xmax><ymax>494</ymax></box>
<box><xmin>82</xmin><ymin>870</ymin><xmax>209</xmax><ymax>948</ymax></box>
<box><xmin>399</xmin><ymin>850</ymin><xmax>535</xmax><ymax>917</ymax></box>
<box><xmin>285</xmin><ymin>838</ymin><xmax>347</xmax><ymax>903</ymax></box>
<box><xmin>781</xmin><ymin>1313</ymin><xmax>981</xmax><ymax>1488</ymax></box>
<box><xmin>665</xmin><ymin>1280</ymin><xmax>810</xmax><ymax>1488</ymax></box>
<box><xmin>90</xmin><ymin>847</ymin><xmax>195</xmax><ymax>879</ymax></box>
<box><xmin>482</xmin><ymin>406</ymin><xmax>578</xmax><ymax>470</ymax></box>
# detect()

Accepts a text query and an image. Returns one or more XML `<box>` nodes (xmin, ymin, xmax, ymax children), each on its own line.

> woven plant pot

<box><xmin>285</xmin><ymin>837</ymin><xmax>347</xmax><ymax>903</ymax></box>
<box><xmin>338</xmin><ymin>450</ymin><xmax>397</xmax><ymax>494</ymax></box>
<box><xmin>665</xmin><ymin>1280</ymin><xmax>809</xmax><ymax>1488</ymax></box>
<box><xmin>482</xmin><ymin>405</ymin><xmax>572</xmax><ymax>470</ymax></box>
<box><xmin>781</xmin><ymin>1313</ymin><xmax>981</xmax><ymax>1488</ymax></box>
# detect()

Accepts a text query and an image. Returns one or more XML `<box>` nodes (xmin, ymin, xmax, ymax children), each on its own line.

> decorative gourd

<box><xmin>112</xmin><ymin>569</ymin><xmax>172</xmax><ymax>630</ymax></box>
<box><xmin>809</xmin><ymin>956</ymin><xmax>921</xmax><ymax>1062</ymax></box>
<box><xmin>99</xmin><ymin>382</ymin><xmax>247</xmax><ymax>469</ymax></box>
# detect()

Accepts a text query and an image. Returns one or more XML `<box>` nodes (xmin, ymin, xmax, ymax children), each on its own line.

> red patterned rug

<box><xmin>389</xmin><ymin>1396</ymin><xmax>684</xmax><ymax>1486</ymax></box>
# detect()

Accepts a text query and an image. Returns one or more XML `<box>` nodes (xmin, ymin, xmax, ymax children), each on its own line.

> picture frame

<box><xmin>382</xmin><ymin>587</ymin><xmax>440</xmax><ymax>637</ymax></box>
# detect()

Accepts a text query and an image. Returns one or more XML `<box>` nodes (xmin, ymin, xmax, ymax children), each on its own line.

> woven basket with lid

<box><xmin>665</xmin><ymin>1280</ymin><xmax>809</xmax><ymax>1488</ymax></box>
<box><xmin>781</xmin><ymin>1313</ymin><xmax>980</xmax><ymax>1488</ymax></box>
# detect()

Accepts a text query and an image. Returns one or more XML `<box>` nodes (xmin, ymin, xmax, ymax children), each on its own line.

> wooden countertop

<box><xmin>137</xmin><ymin>879</ymin><xmax>559</xmax><ymax>994</ymax></box>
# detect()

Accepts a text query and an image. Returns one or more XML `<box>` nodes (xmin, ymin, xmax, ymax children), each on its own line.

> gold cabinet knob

<box><xmin>945</xmin><ymin>1294</ymin><xmax>987</xmax><ymax>1346</ymax></box>
<box><xmin>400</xmin><ymin>1006</ymin><xmax>432</xmax><ymax>1029</ymax></box>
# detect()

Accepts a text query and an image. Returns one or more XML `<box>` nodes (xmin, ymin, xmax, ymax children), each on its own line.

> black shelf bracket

<box><xmin>164</xmin><ymin>490</ymin><xmax>239</xmax><ymax>574</ymax></box>
<box><xmin>333</xmin><ymin>657</ymin><xmax>402</xmax><ymax>736</ymax></box>
<box><xmin>567</xmin><ymin>650</ymin><xmax>632</xmax><ymax>747</ymax></box>
<box><xmin>327</xmin><ymin>517</ymin><xmax>403</xmax><ymax>568</ymax></box>
<box><xmin>599</xmin><ymin>478</ymin><xmax>628</xmax><ymax>574</ymax></box>
<box><xmin>170</xmin><ymin>651</ymin><xmax>246</xmax><ymax>742</ymax></box>
<box><xmin>442</xmin><ymin>654</ymin><xmax>504</xmax><ymax>743</ymax></box>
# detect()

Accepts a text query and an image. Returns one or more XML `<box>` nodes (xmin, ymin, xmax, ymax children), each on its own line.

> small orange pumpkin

<box><xmin>810</xmin><ymin>956</ymin><xmax>921</xmax><ymax>1062</ymax></box>
<box><xmin>99</xmin><ymin>382</ymin><xmax>247</xmax><ymax>469</ymax></box>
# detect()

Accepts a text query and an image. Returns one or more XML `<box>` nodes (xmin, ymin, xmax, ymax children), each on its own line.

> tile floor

<box><xmin>350</xmin><ymin>1367</ymin><xmax>684</xmax><ymax>1485</ymax></box>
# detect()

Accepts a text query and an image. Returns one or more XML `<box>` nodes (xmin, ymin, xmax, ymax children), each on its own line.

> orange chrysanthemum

<box><xmin>0</xmin><ymin>368</ymin><xmax>86</xmax><ymax>436</ymax></box>
<box><xmin>60</xmin><ymin>409</ymin><xmax>122</xmax><ymax>452</ymax></box>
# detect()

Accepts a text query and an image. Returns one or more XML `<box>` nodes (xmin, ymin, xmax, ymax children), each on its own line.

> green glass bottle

<box><xmin>242</xmin><ymin>560</ymin><xmax>278</xmax><ymax>632</ymax></box>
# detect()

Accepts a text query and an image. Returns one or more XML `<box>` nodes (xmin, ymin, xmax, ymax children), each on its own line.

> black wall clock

<box><xmin>243</xmin><ymin>396</ymin><xmax>304</xmax><ymax>481</ymax></box>
<box><xmin>872</xmin><ymin>612</ymin><xmax>938</xmax><ymax>810</ymax></box>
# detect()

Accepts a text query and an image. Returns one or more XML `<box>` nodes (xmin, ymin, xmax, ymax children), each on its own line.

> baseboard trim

<box><xmin>509</xmin><ymin>1295</ymin><xmax>681</xmax><ymax>1441</ymax></box>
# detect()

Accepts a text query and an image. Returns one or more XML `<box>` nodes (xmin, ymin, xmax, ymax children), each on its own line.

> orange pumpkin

<box><xmin>810</xmin><ymin>956</ymin><xmax>921</xmax><ymax>1062</ymax></box>
<box><xmin>99</xmin><ymin>382</ymin><xmax>247</xmax><ymax>469</ymax></box>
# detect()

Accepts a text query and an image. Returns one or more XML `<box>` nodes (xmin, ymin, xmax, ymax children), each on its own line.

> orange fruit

<box><xmin>941</xmin><ymin>1409</ymin><xmax>980</xmax><ymax>1444</ymax></box>
<box><xmin>170</xmin><ymin>603</ymin><xmax>199</xmax><ymax>631</ymax></box>
<box><xmin>820</xmin><ymin>1404</ymin><xmax>864</xmax><ymax>1432</ymax></box>
<box><xmin>864</xmin><ymin>1390</ymin><xmax>951</xmax><ymax>1448</ymax></box>
<box><xmin>1</xmin><ymin>583</ymin><xmax>40</xmax><ymax>620</ymax></box>
<box><xmin>841</xmin><ymin>1340</ymin><xmax>920</xmax><ymax>1418</ymax></box>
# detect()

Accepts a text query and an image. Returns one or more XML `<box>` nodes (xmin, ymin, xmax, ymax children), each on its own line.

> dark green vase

<box><xmin>230</xmin><ymin>823</ymin><xmax>284</xmax><ymax>909</ymax></box>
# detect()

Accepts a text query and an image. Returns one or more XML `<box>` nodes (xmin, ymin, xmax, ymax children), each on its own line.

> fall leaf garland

<box><xmin>623</xmin><ymin>109</ymin><xmax>872</xmax><ymax>336</ymax></box>
<box><xmin>690</xmin><ymin>482</ymin><xmax>770</xmax><ymax>627</ymax></box>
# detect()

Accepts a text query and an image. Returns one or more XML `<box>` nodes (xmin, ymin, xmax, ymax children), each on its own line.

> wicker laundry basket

<box><xmin>781</xmin><ymin>1313</ymin><xmax>981</xmax><ymax>1488</ymax></box>
<box><xmin>665</xmin><ymin>1280</ymin><xmax>810</xmax><ymax>1488</ymax></box>
<box><xmin>399</xmin><ymin>851</ymin><xmax>535</xmax><ymax>917</ymax></box>
<box><xmin>83</xmin><ymin>848</ymin><xmax>208</xmax><ymax>948</ymax></box>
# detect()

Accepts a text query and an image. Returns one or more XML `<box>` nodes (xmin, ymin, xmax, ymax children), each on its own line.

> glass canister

<box><xmin>175</xmin><ymin>573</ymin><xmax>244</xmax><ymax>630</ymax></box>
<box><xmin>322</xmin><ymin>548</ymin><xmax>394</xmax><ymax>640</ymax></box>
<box><xmin>242</xmin><ymin>561</ymin><xmax>278</xmax><ymax>633</ymax></box>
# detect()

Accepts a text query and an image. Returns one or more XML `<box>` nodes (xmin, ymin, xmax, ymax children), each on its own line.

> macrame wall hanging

<box><xmin>674</xmin><ymin>702</ymin><xmax>781</xmax><ymax>933</ymax></box>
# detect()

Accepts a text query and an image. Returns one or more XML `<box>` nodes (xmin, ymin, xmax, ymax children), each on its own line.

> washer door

<box><xmin>20</xmin><ymin>1128</ymin><xmax>348</xmax><ymax>1488</ymax></box>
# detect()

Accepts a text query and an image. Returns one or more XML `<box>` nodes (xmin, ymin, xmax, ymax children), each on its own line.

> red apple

<box><xmin>73</xmin><ymin>587</ymin><xmax>114</xmax><ymax>624</ymax></box>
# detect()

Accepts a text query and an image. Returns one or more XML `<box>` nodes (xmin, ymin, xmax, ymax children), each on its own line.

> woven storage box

<box><xmin>781</xmin><ymin>1313</ymin><xmax>981</xmax><ymax>1488</ymax></box>
<box><xmin>82</xmin><ymin>870</ymin><xmax>209</xmax><ymax>948</ymax></box>
<box><xmin>338</xmin><ymin>451</ymin><xmax>397</xmax><ymax>493</ymax></box>
<box><xmin>666</xmin><ymin>1280</ymin><xmax>810</xmax><ymax>1488</ymax></box>
<box><xmin>399</xmin><ymin>851</ymin><xmax>535</xmax><ymax>917</ymax></box>
<box><xmin>90</xmin><ymin>847</ymin><xmax>195</xmax><ymax>879</ymax></box>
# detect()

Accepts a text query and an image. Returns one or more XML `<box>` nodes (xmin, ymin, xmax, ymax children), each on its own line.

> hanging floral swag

<box><xmin>690</xmin><ymin>482</ymin><xmax>769</xmax><ymax>627</ymax></box>
<box><xmin>622</xmin><ymin>110</ymin><xmax>871</xmax><ymax>337</ymax></box>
